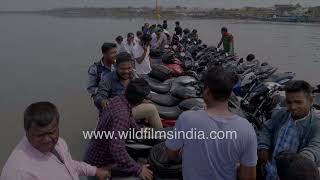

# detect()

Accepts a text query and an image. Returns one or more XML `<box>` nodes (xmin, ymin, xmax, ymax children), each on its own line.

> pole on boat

<box><xmin>155</xmin><ymin>0</ymin><xmax>161</xmax><ymax>21</ymax></box>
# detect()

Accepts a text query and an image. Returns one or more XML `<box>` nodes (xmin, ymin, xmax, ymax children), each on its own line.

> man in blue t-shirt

<box><xmin>166</xmin><ymin>67</ymin><xmax>257</xmax><ymax>180</ymax></box>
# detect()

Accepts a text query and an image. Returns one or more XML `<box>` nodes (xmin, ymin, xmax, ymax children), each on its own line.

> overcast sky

<box><xmin>1</xmin><ymin>0</ymin><xmax>320</xmax><ymax>11</ymax></box>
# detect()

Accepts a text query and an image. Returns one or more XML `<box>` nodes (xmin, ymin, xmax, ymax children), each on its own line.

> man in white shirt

<box><xmin>115</xmin><ymin>35</ymin><xmax>123</xmax><ymax>50</ymax></box>
<box><xmin>132</xmin><ymin>34</ymin><xmax>152</xmax><ymax>75</ymax></box>
<box><xmin>150</xmin><ymin>31</ymin><xmax>158</xmax><ymax>49</ymax></box>
<box><xmin>119</xmin><ymin>33</ymin><xmax>136</xmax><ymax>56</ymax></box>
<box><xmin>135</xmin><ymin>31</ymin><xmax>143</xmax><ymax>43</ymax></box>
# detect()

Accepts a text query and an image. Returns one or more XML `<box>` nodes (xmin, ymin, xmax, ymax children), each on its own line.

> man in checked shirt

<box><xmin>84</xmin><ymin>78</ymin><xmax>153</xmax><ymax>180</ymax></box>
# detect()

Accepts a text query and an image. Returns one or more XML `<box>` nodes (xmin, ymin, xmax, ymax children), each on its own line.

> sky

<box><xmin>1</xmin><ymin>0</ymin><xmax>320</xmax><ymax>11</ymax></box>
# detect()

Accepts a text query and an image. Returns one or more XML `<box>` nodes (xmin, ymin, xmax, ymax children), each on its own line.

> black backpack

<box><xmin>149</xmin><ymin>65</ymin><xmax>172</xmax><ymax>82</ymax></box>
<box><xmin>148</xmin><ymin>142</ymin><xmax>182</xmax><ymax>179</ymax></box>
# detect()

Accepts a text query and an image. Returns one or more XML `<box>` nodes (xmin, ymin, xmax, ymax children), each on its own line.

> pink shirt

<box><xmin>1</xmin><ymin>137</ymin><xmax>97</xmax><ymax>180</ymax></box>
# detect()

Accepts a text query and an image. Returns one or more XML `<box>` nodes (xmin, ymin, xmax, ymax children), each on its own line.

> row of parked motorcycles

<box><xmin>125</xmin><ymin>38</ymin><xmax>320</xmax><ymax>179</ymax></box>
<box><xmin>147</xmin><ymin>40</ymin><xmax>319</xmax><ymax>129</ymax></box>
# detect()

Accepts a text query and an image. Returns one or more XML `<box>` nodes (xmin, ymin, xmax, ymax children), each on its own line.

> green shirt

<box><xmin>222</xmin><ymin>33</ymin><xmax>234</xmax><ymax>53</ymax></box>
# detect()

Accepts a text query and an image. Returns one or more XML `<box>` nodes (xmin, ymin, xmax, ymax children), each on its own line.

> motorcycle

<box><xmin>234</xmin><ymin>71</ymin><xmax>295</xmax><ymax>97</ymax></box>
<box><xmin>240</xmin><ymin>82</ymin><xmax>284</xmax><ymax>129</ymax></box>
<box><xmin>313</xmin><ymin>84</ymin><xmax>320</xmax><ymax>110</ymax></box>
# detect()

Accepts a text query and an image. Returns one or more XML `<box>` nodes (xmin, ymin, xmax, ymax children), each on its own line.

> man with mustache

<box><xmin>258</xmin><ymin>80</ymin><xmax>320</xmax><ymax>179</ymax></box>
<box><xmin>94</xmin><ymin>52</ymin><xmax>162</xmax><ymax>129</ymax></box>
<box><xmin>1</xmin><ymin>102</ymin><xmax>111</xmax><ymax>180</ymax></box>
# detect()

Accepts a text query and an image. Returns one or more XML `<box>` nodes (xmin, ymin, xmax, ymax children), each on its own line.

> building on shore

<box><xmin>309</xmin><ymin>6</ymin><xmax>320</xmax><ymax>16</ymax></box>
<box><xmin>307</xmin><ymin>6</ymin><xmax>320</xmax><ymax>22</ymax></box>
<box><xmin>272</xmin><ymin>4</ymin><xmax>308</xmax><ymax>22</ymax></box>
<box><xmin>274</xmin><ymin>4</ymin><xmax>306</xmax><ymax>16</ymax></box>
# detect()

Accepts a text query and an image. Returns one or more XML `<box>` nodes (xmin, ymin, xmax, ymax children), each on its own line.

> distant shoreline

<box><xmin>1</xmin><ymin>7</ymin><xmax>320</xmax><ymax>23</ymax></box>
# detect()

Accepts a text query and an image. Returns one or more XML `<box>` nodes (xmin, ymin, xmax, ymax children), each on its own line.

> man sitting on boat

<box><xmin>1</xmin><ymin>102</ymin><xmax>111</xmax><ymax>180</ymax></box>
<box><xmin>94</xmin><ymin>52</ymin><xmax>162</xmax><ymax>129</ymax></box>
<box><xmin>85</xmin><ymin>79</ymin><xmax>154</xmax><ymax>180</ymax></box>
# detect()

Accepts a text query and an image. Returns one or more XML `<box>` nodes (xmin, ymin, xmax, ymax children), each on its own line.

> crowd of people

<box><xmin>1</xmin><ymin>20</ymin><xmax>320</xmax><ymax>180</ymax></box>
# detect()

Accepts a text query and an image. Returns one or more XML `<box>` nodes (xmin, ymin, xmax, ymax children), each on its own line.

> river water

<box><xmin>0</xmin><ymin>14</ymin><xmax>319</xmax><ymax>170</ymax></box>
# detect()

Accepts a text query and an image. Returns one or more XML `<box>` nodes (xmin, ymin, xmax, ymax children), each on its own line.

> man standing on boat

<box><xmin>142</xmin><ymin>23</ymin><xmax>151</xmax><ymax>35</ymax></box>
<box><xmin>132</xmin><ymin>34</ymin><xmax>152</xmax><ymax>75</ymax></box>
<box><xmin>87</xmin><ymin>42</ymin><xmax>117</xmax><ymax>110</ymax></box>
<box><xmin>171</xmin><ymin>26</ymin><xmax>183</xmax><ymax>46</ymax></box>
<box><xmin>153</xmin><ymin>28</ymin><xmax>168</xmax><ymax>52</ymax></box>
<box><xmin>174</xmin><ymin>21</ymin><xmax>181</xmax><ymax>33</ymax></box>
<box><xmin>165</xmin><ymin>67</ymin><xmax>257</xmax><ymax>180</ymax></box>
<box><xmin>115</xmin><ymin>36</ymin><xmax>123</xmax><ymax>50</ymax></box>
<box><xmin>217</xmin><ymin>27</ymin><xmax>235</xmax><ymax>55</ymax></box>
<box><xmin>119</xmin><ymin>33</ymin><xmax>136</xmax><ymax>56</ymax></box>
